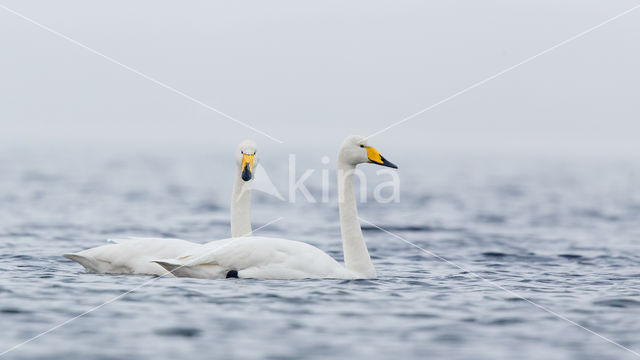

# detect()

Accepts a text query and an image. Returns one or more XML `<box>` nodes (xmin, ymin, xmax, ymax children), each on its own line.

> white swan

<box><xmin>153</xmin><ymin>135</ymin><xmax>398</xmax><ymax>280</ymax></box>
<box><xmin>63</xmin><ymin>140</ymin><xmax>260</xmax><ymax>275</ymax></box>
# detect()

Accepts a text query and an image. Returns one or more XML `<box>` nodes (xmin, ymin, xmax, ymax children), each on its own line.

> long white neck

<box><xmin>337</xmin><ymin>161</ymin><xmax>376</xmax><ymax>278</ymax></box>
<box><xmin>230</xmin><ymin>169</ymin><xmax>252</xmax><ymax>237</ymax></box>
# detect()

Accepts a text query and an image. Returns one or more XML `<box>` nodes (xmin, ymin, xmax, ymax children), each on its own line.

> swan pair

<box><xmin>64</xmin><ymin>136</ymin><xmax>397</xmax><ymax>279</ymax></box>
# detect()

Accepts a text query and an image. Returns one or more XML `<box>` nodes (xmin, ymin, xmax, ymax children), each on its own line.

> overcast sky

<box><xmin>1</xmin><ymin>0</ymin><xmax>639</xmax><ymax>156</ymax></box>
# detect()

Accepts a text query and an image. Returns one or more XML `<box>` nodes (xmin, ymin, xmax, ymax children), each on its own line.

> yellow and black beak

<box><xmin>365</xmin><ymin>146</ymin><xmax>398</xmax><ymax>169</ymax></box>
<box><xmin>241</xmin><ymin>153</ymin><xmax>254</xmax><ymax>181</ymax></box>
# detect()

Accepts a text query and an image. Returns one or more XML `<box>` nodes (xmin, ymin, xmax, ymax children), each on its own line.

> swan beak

<box><xmin>366</xmin><ymin>147</ymin><xmax>398</xmax><ymax>169</ymax></box>
<box><xmin>241</xmin><ymin>153</ymin><xmax>254</xmax><ymax>181</ymax></box>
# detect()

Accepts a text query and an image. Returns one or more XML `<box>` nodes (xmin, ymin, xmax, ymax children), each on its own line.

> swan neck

<box><xmin>230</xmin><ymin>168</ymin><xmax>252</xmax><ymax>237</ymax></box>
<box><xmin>337</xmin><ymin>161</ymin><xmax>376</xmax><ymax>278</ymax></box>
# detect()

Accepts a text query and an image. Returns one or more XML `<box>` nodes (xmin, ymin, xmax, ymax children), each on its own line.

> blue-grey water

<box><xmin>1</xmin><ymin>145</ymin><xmax>639</xmax><ymax>360</ymax></box>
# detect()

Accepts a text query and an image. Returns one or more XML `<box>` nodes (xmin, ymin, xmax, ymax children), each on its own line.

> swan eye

<box><xmin>360</xmin><ymin>145</ymin><xmax>364</xmax><ymax>148</ymax></box>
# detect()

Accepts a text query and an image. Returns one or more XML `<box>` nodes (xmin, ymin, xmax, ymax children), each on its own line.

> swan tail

<box><xmin>64</xmin><ymin>253</ymin><xmax>100</xmax><ymax>272</ymax></box>
<box><xmin>152</xmin><ymin>259</ymin><xmax>181</xmax><ymax>273</ymax></box>
<box><xmin>152</xmin><ymin>259</ymin><xmax>226</xmax><ymax>279</ymax></box>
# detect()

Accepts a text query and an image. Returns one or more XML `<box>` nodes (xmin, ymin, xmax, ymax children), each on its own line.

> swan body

<box><xmin>154</xmin><ymin>237</ymin><xmax>355</xmax><ymax>279</ymax></box>
<box><xmin>154</xmin><ymin>136</ymin><xmax>397</xmax><ymax>280</ymax></box>
<box><xmin>64</xmin><ymin>140</ymin><xmax>259</xmax><ymax>276</ymax></box>
<box><xmin>64</xmin><ymin>237</ymin><xmax>199</xmax><ymax>275</ymax></box>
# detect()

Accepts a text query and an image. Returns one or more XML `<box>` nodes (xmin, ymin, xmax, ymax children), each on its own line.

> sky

<box><xmin>1</xmin><ymin>0</ymin><xmax>639</xmax><ymax>156</ymax></box>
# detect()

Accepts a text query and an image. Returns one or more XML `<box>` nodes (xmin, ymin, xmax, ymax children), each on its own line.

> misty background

<box><xmin>1</xmin><ymin>0</ymin><xmax>639</xmax><ymax>157</ymax></box>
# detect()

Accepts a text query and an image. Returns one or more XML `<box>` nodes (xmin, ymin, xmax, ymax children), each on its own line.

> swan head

<box><xmin>236</xmin><ymin>140</ymin><xmax>258</xmax><ymax>181</ymax></box>
<box><xmin>338</xmin><ymin>135</ymin><xmax>398</xmax><ymax>169</ymax></box>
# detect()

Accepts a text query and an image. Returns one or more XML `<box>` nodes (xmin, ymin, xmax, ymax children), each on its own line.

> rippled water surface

<box><xmin>1</xmin><ymin>146</ymin><xmax>640</xmax><ymax>359</ymax></box>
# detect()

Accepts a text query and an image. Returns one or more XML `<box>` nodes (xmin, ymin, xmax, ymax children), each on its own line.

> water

<box><xmin>1</xmin><ymin>145</ymin><xmax>640</xmax><ymax>360</ymax></box>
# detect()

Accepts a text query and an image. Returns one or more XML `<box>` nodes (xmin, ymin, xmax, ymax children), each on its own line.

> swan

<box><xmin>153</xmin><ymin>135</ymin><xmax>397</xmax><ymax>280</ymax></box>
<box><xmin>63</xmin><ymin>140</ymin><xmax>260</xmax><ymax>275</ymax></box>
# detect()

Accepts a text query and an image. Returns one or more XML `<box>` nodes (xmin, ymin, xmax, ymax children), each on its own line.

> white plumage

<box><xmin>65</xmin><ymin>136</ymin><xmax>397</xmax><ymax>280</ymax></box>
<box><xmin>64</xmin><ymin>237</ymin><xmax>199</xmax><ymax>276</ymax></box>
<box><xmin>153</xmin><ymin>136</ymin><xmax>398</xmax><ymax>280</ymax></box>
<box><xmin>154</xmin><ymin>237</ymin><xmax>353</xmax><ymax>279</ymax></box>
<box><xmin>63</xmin><ymin>140</ymin><xmax>259</xmax><ymax>276</ymax></box>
